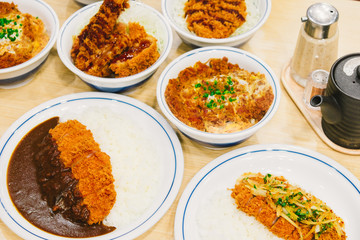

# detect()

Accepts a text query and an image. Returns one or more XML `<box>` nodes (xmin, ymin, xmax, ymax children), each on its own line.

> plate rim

<box><xmin>174</xmin><ymin>143</ymin><xmax>360</xmax><ymax>240</ymax></box>
<box><xmin>0</xmin><ymin>92</ymin><xmax>184</xmax><ymax>240</ymax></box>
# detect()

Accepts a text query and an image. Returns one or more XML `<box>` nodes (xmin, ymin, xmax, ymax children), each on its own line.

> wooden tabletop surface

<box><xmin>1</xmin><ymin>0</ymin><xmax>360</xmax><ymax>239</ymax></box>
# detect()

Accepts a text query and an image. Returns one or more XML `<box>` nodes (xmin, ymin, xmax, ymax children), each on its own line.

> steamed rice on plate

<box><xmin>197</xmin><ymin>188</ymin><xmax>282</xmax><ymax>240</ymax></box>
<box><xmin>175</xmin><ymin>145</ymin><xmax>360</xmax><ymax>240</ymax></box>
<box><xmin>196</xmin><ymin>173</ymin><xmax>347</xmax><ymax>240</ymax></box>
<box><xmin>172</xmin><ymin>0</ymin><xmax>261</xmax><ymax>38</ymax></box>
<box><xmin>0</xmin><ymin>92</ymin><xmax>183</xmax><ymax>240</ymax></box>
<box><xmin>5</xmin><ymin>105</ymin><xmax>165</xmax><ymax>238</ymax></box>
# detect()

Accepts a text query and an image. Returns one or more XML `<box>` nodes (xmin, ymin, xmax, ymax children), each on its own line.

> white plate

<box><xmin>0</xmin><ymin>92</ymin><xmax>184</xmax><ymax>240</ymax></box>
<box><xmin>175</xmin><ymin>144</ymin><xmax>360</xmax><ymax>240</ymax></box>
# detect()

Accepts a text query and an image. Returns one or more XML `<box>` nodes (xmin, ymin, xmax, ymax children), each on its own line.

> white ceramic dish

<box><xmin>174</xmin><ymin>144</ymin><xmax>360</xmax><ymax>240</ymax></box>
<box><xmin>157</xmin><ymin>46</ymin><xmax>280</xmax><ymax>148</ymax></box>
<box><xmin>162</xmin><ymin>0</ymin><xmax>271</xmax><ymax>47</ymax></box>
<box><xmin>58</xmin><ymin>1</ymin><xmax>173</xmax><ymax>92</ymax></box>
<box><xmin>0</xmin><ymin>92</ymin><xmax>184</xmax><ymax>240</ymax></box>
<box><xmin>0</xmin><ymin>0</ymin><xmax>59</xmax><ymax>88</ymax></box>
<box><xmin>74</xmin><ymin>0</ymin><xmax>99</xmax><ymax>5</ymax></box>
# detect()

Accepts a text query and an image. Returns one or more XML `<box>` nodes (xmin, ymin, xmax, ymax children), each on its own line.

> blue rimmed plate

<box><xmin>0</xmin><ymin>92</ymin><xmax>184</xmax><ymax>239</ymax></box>
<box><xmin>174</xmin><ymin>144</ymin><xmax>360</xmax><ymax>239</ymax></box>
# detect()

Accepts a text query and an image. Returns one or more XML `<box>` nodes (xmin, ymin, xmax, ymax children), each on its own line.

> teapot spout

<box><xmin>310</xmin><ymin>95</ymin><xmax>342</xmax><ymax>124</ymax></box>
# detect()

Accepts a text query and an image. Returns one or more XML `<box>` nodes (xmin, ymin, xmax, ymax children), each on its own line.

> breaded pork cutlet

<box><xmin>184</xmin><ymin>0</ymin><xmax>247</xmax><ymax>38</ymax></box>
<box><xmin>231</xmin><ymin>173</ymin><xmax>346</xmax><ymax>240</ymax></box>
<box><xmin>109</xmin><ymin>22</ymin><xmax>159</xmax><ymax>77</ymax></box>
<box><xmin>71</xmin><ymin>0</ymin><xmax>130</xmax><ymax>77</ymax></box>
<box><xmin>49</xmin><ymin>120</ymin><xmax>116</xmax><ymax>225</ymax></box>
<box><xmin>71</xmin><ymin>0</ymin><xmax>159</xmax><ymax>78</ymax></box>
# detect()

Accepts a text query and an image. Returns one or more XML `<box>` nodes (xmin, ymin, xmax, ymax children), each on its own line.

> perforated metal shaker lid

<box><xmin>301</xmin><ymin>3</ymin><xmax>339</xmax><ymax>39</ymax></box>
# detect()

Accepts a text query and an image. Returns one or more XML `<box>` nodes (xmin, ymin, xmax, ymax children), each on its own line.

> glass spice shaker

<box><xmin>290</xmin><ymin>3</ymin><xmax>339</xmax><ymax>87</ymax></box>
<box><xmin>303</xmin><ymin>69</ymin><xmax>329</xmax><ymax>109</ymax></box>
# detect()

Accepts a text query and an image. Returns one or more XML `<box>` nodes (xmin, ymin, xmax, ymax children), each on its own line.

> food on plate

<box><xmin>71</xmin><ymin>0</ymin><xmax>160</xmax><ymax>78</ymax></box>
<box><xmin>0</xmin><ymin>2</ymin><xmax>49</xmax><ymax>68</ymax></box>
<box><xmin>7</xmin><ymin>107</ymin><xmax>163</xmax><ymax>237</ymax></box>
<box><xmin>184</xmin><ymin>0</ymin><xmax>247</xmax><ymax>38</ymax></box>
<box><xmin>48</xmin><ymin>119</ymin><xmax>116</xmax><ymax>225</ymax></box>
<box><xmin>231</xmin><ymin>172</ymin><xmax>346</xmax><ymax>240</ymax></box>
<box><xmin>165</xmin><ymin>57</ymin><xmax>274</xmax><ymax>134</ymax></box>
<box><xmin>8</xmin><ymin>117</ymin><xmax>116</xmax><ymax>237</ymax></box>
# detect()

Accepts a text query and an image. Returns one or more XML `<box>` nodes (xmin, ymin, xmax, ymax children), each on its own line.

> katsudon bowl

<box><xmin>157</xmin><ymin>46</ymin><xmax>280</xmax><ymax>148</ymax></box>
<box><xmin>162</xmin><ymin>0</ymin><xmax>271</xmax><ymax>47</ymax></box>
<box><xmin>0</xmin><ymin>0</ymin><xmax>59</xmax><ymax>88</ymax></box>
<box><xmin>57</xmin><ymin>1</ymin><xmax>173</xmax><ymax>92</ymax></box>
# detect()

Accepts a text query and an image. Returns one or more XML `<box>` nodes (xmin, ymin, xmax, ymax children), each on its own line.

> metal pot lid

<box><xmin>331</xmin><ymin>53</ymin><xmax>360</xmax><ymax>100</ymax></box>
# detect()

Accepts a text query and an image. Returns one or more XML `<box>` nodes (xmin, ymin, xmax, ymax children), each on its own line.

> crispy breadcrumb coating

<box><xmin>165</xmin><ymin>57</ymin><xmax>273</xmax><ymax>133</ymax></box>
<box><xmin>231</xmin><ymin>173</ymin><xmax>346</xmax><ymax>240</ymax></box>
<box><xmin>50</xmin><ymin>120</ymin><xmax>116</xmax><ymax>225</ymax></box>
<box><xmin>184</xmin><ymin>0</ymin><xmax>247</xmax><ymax>38</ymax></box>
<box><xmin>71</xmin><ymin>0</ymin><xmax>159</xmax><ymax>78</ymax></box>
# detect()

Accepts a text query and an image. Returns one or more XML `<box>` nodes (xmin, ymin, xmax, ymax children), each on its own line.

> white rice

<box><xmin>196</xmin><ymin>188</ymin><xmax>282</xmax><ymax>240</ymax></box>
<box><xmin>61</xmin><ymin>107</ymin><xmax>163</xmax><ymax>228</ymax></box>
<box><xmin>172</xmin><ymin>0</ymin><xmax>261</xmax><ymax>37</ymax></box>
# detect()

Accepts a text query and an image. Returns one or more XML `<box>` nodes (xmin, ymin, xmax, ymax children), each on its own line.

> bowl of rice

<box><xmin>58</xmin><ymin>0</ymin><xmax>173</xmax><ymax>92</ymax></box>
<box><xmin>156</xmin><ymin>46</ymin><xmax>280</xmax><ymax>148</ymax></box>
<box><xmin>0</xmin><ymin>0</ymin><xmax>59</xmax><ymax>88</ymax></box>
<box><xmin>161</xmin><ymin>0</ymin><xmax>271</xmax><ymax>47</ymax></box>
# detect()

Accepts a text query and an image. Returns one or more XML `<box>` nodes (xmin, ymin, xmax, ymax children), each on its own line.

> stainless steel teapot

<box><xmin>310</xmin><ymin>53</ymin><xmax>360</xmax><ymax>149</ymax></box>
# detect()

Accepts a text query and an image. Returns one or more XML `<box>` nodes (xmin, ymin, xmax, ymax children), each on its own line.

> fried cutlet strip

<box><xmin>288</xmin><ymin>224</ymin><xmax>314</xmax><ymax>240</ymax></box>
<box><xmin>50</xmin><ymin>119</ymin><xmax>101</xmax><ymax>167</ymax></box>
<box><xmin>318</xmin><ymin>227</ymin><xmax>347</xmax><ymax>240</ymax></box>
<box><xmin>256</xmin><ymin>199</ymin><xmax>277</xmax><ymax>228</ymax></box>
<box><xmin>184</xmin><ymin>0</ymin><xmax>247</xmax><ymax>38</ymax></box>
<box><xmin>231</xmin><ymin>181</ymin><xmax>253</xmax><ymax>209</ymax></box>
<box><xmin>231</xmin><ymin>173</ymin><xmax>347</xmax><ymax>240</ymax></box>
<box><xmin>270</xmin><ymin>217</ymin><xmax>296</xmax><ymax>239</ymax></box>
<box><xmin>109</xmin><ymin>22</ymin><xmax>160</xmax><ymax>77</ymax></box>
<box><xmin>0</xmin><ymin>2</ymin><xmax>18</xmax><ymax>15</ymax></box>
<box><xmin>83</xmin><ymin>185</ymin><xmax>116</xmax><ymax>225</ymax></box>
<box><xmin>71</xmin><ymin>0</ymin><xmax>130</xmax><ymax>77</ymax></box>
<box><xmin>50</xmin><ymin>120</ymin><xmax>116</xmax><ymax>225</ymax></box>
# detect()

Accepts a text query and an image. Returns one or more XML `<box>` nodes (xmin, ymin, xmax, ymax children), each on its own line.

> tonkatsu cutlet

<box><xmin>231</xmin><ymin>173</ymin><xmax>346</xmax><ymax>240</ymax></box>
<box><xmin>71</xmin><ymin>0</ymin><xmax>159</xmax><ymax>78</ymax></box>
<box><xmin>49</xmin><ymin>120</ymin><xmax>116</xmax><ymax>225</ymax></box>
<box><xmin>184</xmin><ymin>0</ymin><xmax>247</xmax><ymax>38</ymax></box>
<box><xmin>34</xmin><ymin>119</ymin><xmax>116</xmax><ymax>226</ymax></box>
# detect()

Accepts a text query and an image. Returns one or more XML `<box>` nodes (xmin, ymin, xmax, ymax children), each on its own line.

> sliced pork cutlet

<box><xmin>109</xmin><ymin>22</ymin><xmax>160</xmax><ymax>78</ymax></box>
<box><xmin>71</xmin><ymin>0</ymin><xmax>130</xmax><ymax>77</ymax></box>
<box><xmin>231</xmin><ymin>173</ymin><xmax>346</xmax><ymax>240</ymax></box>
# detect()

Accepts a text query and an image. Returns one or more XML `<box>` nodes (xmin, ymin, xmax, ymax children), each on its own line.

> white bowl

<box><xmin>156</xmin><ymin>46</ymin><xmax>280</xmax><ymax>148</ymax></box>
<box><xmin>58</xmin><ymin>1</ymin><xmax>173</xmax><ymax>92</ymax></box>
<box><xmin>162</xmin><ymin>0</ymin><xmax>271</xmax><ymax>47</ymax></box>
<box><xmin>0</xmin><ymin>0</ymin><xmax>59</xmax><ymax>87</ymax></box>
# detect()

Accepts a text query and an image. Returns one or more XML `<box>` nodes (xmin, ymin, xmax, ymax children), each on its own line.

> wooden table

<box><xmin>1</xmin><ymin>0</ymin><xmax>360</xmax><ymax>239</ymax></box>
